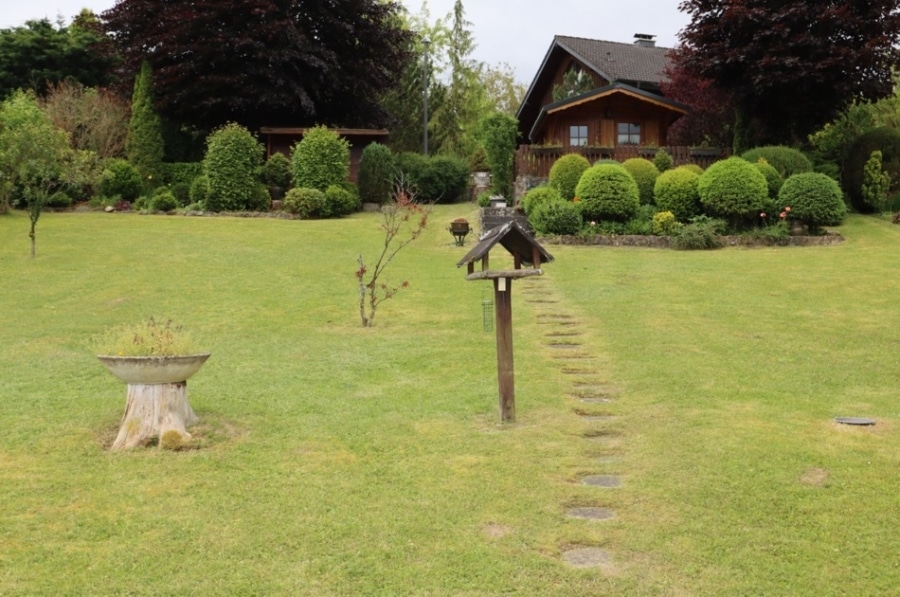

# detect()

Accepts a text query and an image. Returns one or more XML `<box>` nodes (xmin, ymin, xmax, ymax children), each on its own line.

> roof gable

<box><xmin>516</xmin><ymin>35</ymin><xmax>675</xmax><ymax>140</ymax></box>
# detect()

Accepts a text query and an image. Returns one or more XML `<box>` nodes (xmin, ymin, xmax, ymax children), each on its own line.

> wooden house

<box><xmin>516</xmin><ymin>34</ymin><xmax>688</xmax><ymax>151</ymax></box>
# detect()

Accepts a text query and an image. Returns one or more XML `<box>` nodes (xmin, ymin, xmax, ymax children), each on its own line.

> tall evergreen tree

<box><xmin>126</xmin><ymin>61</ymin><xmax>164</xmax><ymax>185</ymax></box>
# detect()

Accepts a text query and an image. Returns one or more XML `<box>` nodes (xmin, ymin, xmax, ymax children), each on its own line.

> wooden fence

<box><xmin>515</xmin><ymin>145</ymin><xmax>728</xmax><ymax>179</ymax></box>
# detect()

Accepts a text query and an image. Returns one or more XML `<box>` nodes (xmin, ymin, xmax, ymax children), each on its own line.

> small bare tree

<box><xmin>356</xmin><ymin>176</ymin><xmax>430</xmax><ymax>327</ymax></box>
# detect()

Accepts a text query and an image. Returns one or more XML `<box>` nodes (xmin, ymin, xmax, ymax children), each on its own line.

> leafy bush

<box><xmin>778</xmin><ymin>172</ymin><xmax>847</xmax><ymax>234</ymax></box>
<box><xmin>575</xmin><ymin>162</ymin><xmax>640</xmax><ymax>222</ymax></box>
<box><xmin>149</xmin><ymin>189</ymin><xmax>178</xmax><ymax>212</ymax></box>
<box><xmin>530</xmin><ymin>200</ymin><xmax>582</xmax><ymax>235</ymax></box>
<box><xmin>170</xmin><ymin>182</ymin><xmax>191</xmax><ymax>206</ymax></box>
<box><xmin>248</xmin><ymin>184</ymin><xmax>271</xmax><ymax>212</ymax></box>
<box><xmin>476</xmin><ymin>191</ymin><xmax>492</xmax><ymax>207</ymax></box>
<box><xmin>260</xmin><ymin>152</ymin><xmax>293</xmax><ymax>189</ymax></box>
<box><xmin>653</xmin><ymin>148</ymin><xmax>674</xmax><ymax>173</ymax></box>
<box><xmin>291</xmin><ymin>125</ymin><xmax>349</xmax><ymax>191</ymax></box>
<box><xmin>325</xmin><ymin>184</ymin><xmax>360</xmax><ymax>216</ymax></box>
<box><xmin>469</xmin><ymin>144</ymin><xmax>489</xmax><ymax>172</ymax></box>
<box><xmin>478</xmin><ymin>112</ymin><xmax>518</xmax><ymax>198</ymax></box>
<box><xmin>844</xmin><ymin>127</ymin><xmax>900</xmax><ymax>212</ymax></box>
<box><xmin>189</xmin><ymin>175</ymin><xmax>209</xmax><ymax>207</ymax></box>
<box><xmin>46</xmin><ymin>191</ymin><xmax>72</xmax><ymax>208</ymax></box>
<box><xmin>680</xmin><ymin>163</ymin><xmax>704</xmax><ymax>176</ymax></box>
<box><xmin>394</xmin><ymin>152</ymin><xmax>428</xmax><ymax>189</ymax></box>
<box><xmin>417</xmin><ymin>155</ymin><xmax>469</xmax><ymax>203</ymax></box>
<box><xmin>203</xmin><ymin>122</ymin><xmax>265</xmax><ymax>212</ymax></box>
<box><xmin>697</xmin><ymin>157</ymin><xmax>769</xmax><ymax>229</ymax></box>
<box><xmin>548</xmin><ymin>153</ymin><xmax>590</xmax><ymax>201</ymax></box>
<box><xmin>522</xmin><ymin>185</ymin><xmax>563</xmax><ymax>216</ymax></box>
<box><xmin>358</xmin><ymin>143</ymin><xmax>394</xmax><ymax>205</ymax></box>
<box><xmin>654</xmin><ymin>166</ymin><xmax>701</xmax><ymax>221</ymax></box>
<box><xmin>98</xmin><ymin>159</ymin><xmax>143</xmax><ymax>201</ymax></box>
<box><xmin>652</xmin><ymin>211</ymin><xmax>680</xmax><ymax>235</ymax></box>
<box><xmin>754</xmin><ymin>159</ymin><xmax>783</xmax><ymax>199</ymax></box>
<box><xmin>126</xmin><ymin>61</ymin><xmax>164</xmax><ymax>187</ymax></box>
<box><xmin>622</xmin><ymin>158</ymin><xmax>661</xmax><ymax>205</ymax></box>
<box><xmin>741</xmin><ymin>146</ymin><xmax>813</xmax><ymax>178</ymax></box>
<box><xmin>671</xmin><ymin>216</ymin><xmax>724</xmax><ymax>250</ymax></box>
<box><xmin>284</xmin><ymin>187</ymin><xmax>327</xmax><ymax>218</ymax></box>
<box><xmin>161</xmin><ymin>162</ymin><xmax>203</xmax><ymax>187</ymax></box>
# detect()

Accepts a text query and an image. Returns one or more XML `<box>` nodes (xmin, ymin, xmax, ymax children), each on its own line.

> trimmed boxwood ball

<box><xmin>284</xmin><ymin>187</ymin><xmax>327</xmax><ymax>218</ymax></box>
<box><xmin>548</xmin><ymin>153</ymin><xmax>590</xmax><ymax>201</ymax></box>
<box><xmin>622</xmin><ymin>157</ymin><xmax>660</xmax><ymax>205</ymax></box>
<box><xmin>753</xmin><ymin>160</ymin><xmax>783</xmax><ymax>199</ymax></box>
<box><xmin>741</xmin><ymin>146</ymin><xmax>812</xmax><ymax>178</ymax></box>
<box><xmin>680</xmin><ymin>163</ymin><xmax>704</xmax><ymax>176</ymax></box>
<box><xmin>530</xmin><ymin>199</ymin><xmax>582</xmax><ymax>235</ymax></box>
<box><xmin>522</xmin><ymin>185</ymin><xmax>562</xmax><ymax>216</ymax></box>
<box><xmin>778</xmin><ymin>172</ymin><xmax>847</xmax><ymax>234</ymax></box>
<box><xmin>98</xmin><ymin>159</ymin><xmax>143</xmax><ymax>201</ymax></box>
<box><xmin>654</xmin><ymin>166</ymin><xmax>701</xmax><ymax>222</ymax></box>
<box><xmin>697</xmin><ymin>157</ymin><xmax>769</xmax><ymax>228</ymax></box>
<box><xmin>575</xmin><ymin>162</ymin><xmax>640</xmax><ymax>222</ymax></box>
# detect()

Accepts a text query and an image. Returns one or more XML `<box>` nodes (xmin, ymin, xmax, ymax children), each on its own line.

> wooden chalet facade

<box><xmin>515</xmin><ymin>34</ymin><xmax>694</xmax><ymax>177</ymax></box>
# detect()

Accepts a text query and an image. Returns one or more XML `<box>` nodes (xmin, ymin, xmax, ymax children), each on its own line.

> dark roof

<box><xmin>516</xmin><ymin>35</ymin><xmax>675</xmax><ymax>140</ymax></box>
<box><xmin>555</xmin><ymin>35</ymin><xmax>671</xmax><ymax>87</ymax></box>
<box><xmin>457</xmin><ymin>220</ymin><xmax>554</xmax><ymax>269</ymax></box>
<box><xmin>527</xmin><ymin>81</ymin><xmax>689</xmax><ymax>141</ymax></box>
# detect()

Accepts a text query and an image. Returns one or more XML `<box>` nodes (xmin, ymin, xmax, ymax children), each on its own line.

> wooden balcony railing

<box><xmin>515</xmin><ymin>145</ymin><xmax>728</xmax><ymax>179</ymax></box>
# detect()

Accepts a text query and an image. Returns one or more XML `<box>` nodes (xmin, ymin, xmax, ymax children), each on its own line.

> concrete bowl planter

<box><xmin>97</xmin><ymin>353</ymin><xmax>211</xmax><ymax>450</ymax></box>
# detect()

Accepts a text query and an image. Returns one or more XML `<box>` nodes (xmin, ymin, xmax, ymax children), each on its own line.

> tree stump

<box><xmin>112</xmin><ymin>382</ymin><xmax>200</xmax><ymax>450</ymax></box>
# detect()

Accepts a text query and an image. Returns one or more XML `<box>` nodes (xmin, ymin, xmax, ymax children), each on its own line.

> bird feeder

<box><xmin>457</xmin><ymin>221</ymin><xmax>554</xmax><ymax>422</ymax></box>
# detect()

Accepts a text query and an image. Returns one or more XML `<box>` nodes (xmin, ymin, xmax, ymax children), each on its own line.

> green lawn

<box><xmin>1</xmin><ymin>207</ymin><xmax>898</xmax><ymax>595</ymax></box>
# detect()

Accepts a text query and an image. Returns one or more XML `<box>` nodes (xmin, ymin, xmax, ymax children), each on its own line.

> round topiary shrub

<box><xmin>754</xmin><ymin>160</ymin><xmax>783</xmax><ymax>199</ymax></box>
<box><xmin>654</xmin><ymin>166</ymin><xmax>701</xmax><ymax>222</ymax></box>
<box><xmin>522</xmin><ymin>185</ymin><xmax>563</xmax><ymax>216</ymax></box>
<box><xmin>653</xmin><ymin>148</ymin><xmax>674</xmax><ymax>173</ymax></box>
<box><xmin>98</xmin><ymin>159</ymin><xmax>143</xmax><ymax>201</ymax></box>
<box><xmin>844</xmin><ymin>127</ymin><xmax>900</xmax><ymax>212</ymax></box>
<box><xmin>548</xmin><ymin>153</ymin><xmax>590</xmax><ymax>201</ymax></box>
<box><xmin>284</xmin><ymin>187</ymin><xmax>327</xmax><ymax>218</ymax></box>
<box><xmin>697</xmin><ymin>157</ymin><xmax>769</xmax><ymax>229</ymax></box>
<box><xmin>741</xmin><ymin>146</ymin><xmax>812</xmax><ymax>178</ymax></box>
<box><xmin>358</xmin><ymin>142</ymin><xmax>394</xmax><ymax>205</ymax></box>
<box><xmin>575</xmin><ymin>162</ymin><xmax>640</xmax><ymax>222</ymax></box>
<box><xmin>149</xmin><ymin>189</ymin><xmax>178</xmax><ymax>212</ymax></box>
<box><xmin>622</xmin><ymin>158</ymin><xmax>661</xmax><ymax>205</ymax></box>
<box><xmin>203</xmin><ymin>122</ymin><xmax>265</xmax><ymax>212</ymax></box>
<box><xmin>778</xmin><ymin>172</ymin><xmax>847</xmax><ymax>234</ymax></box>
<box><xmin>325</xmin><ymin>184</ymin><xmax>360</xmax><ymax>216</ymax></box>
<box><xmin>260</xmin><ymin>152</ymin><xmax>293</xmax><ymax>189</ymax></box>
<box><xmin>530</xmin><ymin>199</ymin><xmax>583</xmax><ymax>235</ymax></box>
<box><xmin>189</xmin><ymin>175</ymin><xmax>209</xmax><ymax>207</ymax></box>
<box><xmin>291</xmin><ymin>125</ymin><xmax>350</xmax><ymax>191</ymax></box>
<box><xmin>680</xmin><ymin>163</ymin><xmax>704</xmax><ymax>176</ymax></box>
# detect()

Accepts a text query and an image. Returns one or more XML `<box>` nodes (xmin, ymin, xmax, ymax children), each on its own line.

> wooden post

<box><xmin>493</xmin><ymin>276</ymin><xmax>515</xmax><ymax>422</ymax></box>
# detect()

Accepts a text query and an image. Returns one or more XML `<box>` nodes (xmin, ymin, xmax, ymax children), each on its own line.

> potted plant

<box><xmin>95</xmin><ymin>317</ymin><xmax>210</xmax><ymax>450</ymax></box>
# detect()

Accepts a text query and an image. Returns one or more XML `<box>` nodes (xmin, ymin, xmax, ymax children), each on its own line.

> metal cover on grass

<box><xmin>834</xmin><ymin>417</ymin><xmax>876</xmax><ymax>426</ymax></box>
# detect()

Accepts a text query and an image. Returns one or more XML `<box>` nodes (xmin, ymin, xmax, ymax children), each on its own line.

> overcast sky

<box><xmin>0</xmin><ymin>0</ymin><xmax>690</xmax><ymax>84</ymax></box>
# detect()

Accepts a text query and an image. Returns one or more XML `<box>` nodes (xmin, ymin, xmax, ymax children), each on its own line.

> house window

<box><xmin>617</xmin><ymin>122</ymin><xmax>641</xmax><ymax>145</ymax></box>
<box><xmin>569</xmin><ymin>125</ymin><xmax>588</xmax><ymax>147</ymax></box>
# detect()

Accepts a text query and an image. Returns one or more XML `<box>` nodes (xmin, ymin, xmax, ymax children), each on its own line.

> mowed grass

<box><xmin>0</xmin><ymin>207</ymin><xmax>898</xmax><ymax>595</ymax></box>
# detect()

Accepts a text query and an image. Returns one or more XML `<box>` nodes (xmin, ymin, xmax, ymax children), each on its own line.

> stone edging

<box><xmin>539</xmin><ymin>232</ymin><xmax>845</xmax><ymax>248</ymax></box>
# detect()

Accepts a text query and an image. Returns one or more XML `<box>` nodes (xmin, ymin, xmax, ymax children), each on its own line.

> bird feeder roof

<box><xmin>456</xmin><ymin>220</ymin><xmax>554</xmax><ymax>269</ymax></box>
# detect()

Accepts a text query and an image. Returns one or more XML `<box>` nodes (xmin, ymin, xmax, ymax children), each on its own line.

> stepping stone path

<box><xmin>518</xmin><ymin>277</ymin><xmax>628</xmax><ymax>571</ymax></box>
<box><xmin>561</xmin><ymin>547</ymin><xmax>613</xmax><ymax>569</ymax></box>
